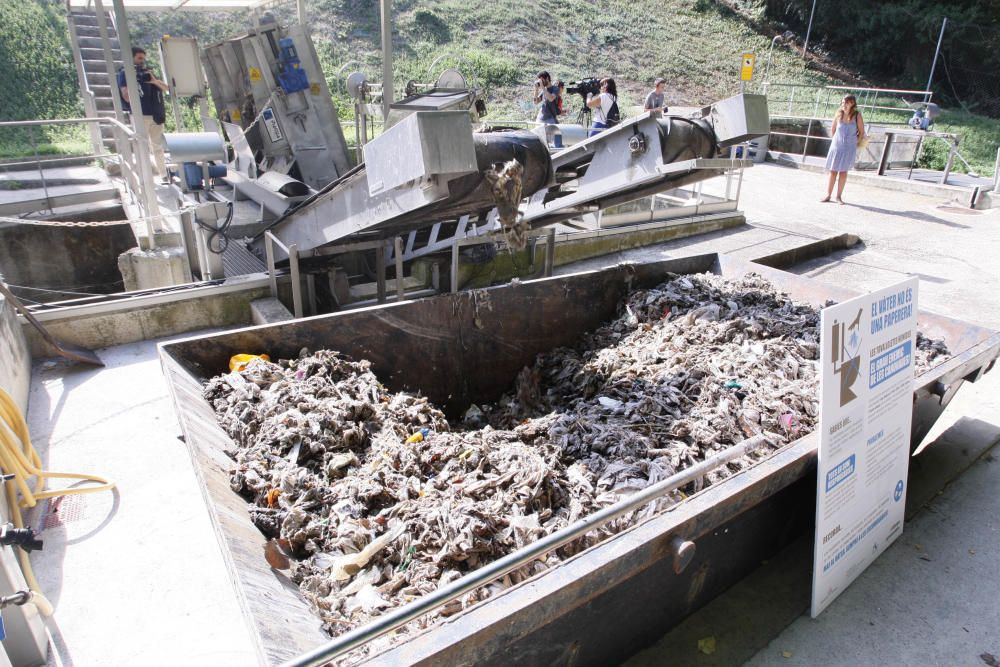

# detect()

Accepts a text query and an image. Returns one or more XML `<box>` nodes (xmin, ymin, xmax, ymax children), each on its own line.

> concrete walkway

<box><xmin>26</xmin><ymin>334</ymin><xmax>256</xmax><ymax>667</ymax></box>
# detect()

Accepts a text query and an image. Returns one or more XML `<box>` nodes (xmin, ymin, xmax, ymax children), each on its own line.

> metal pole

<box><xmin>544</xmin><ymin>227</ymin><xmax>555</xmax><ymax>277</ymax></box>
<box><xmin>926</xmin><ymin>17</ymin><xmax>947</xmax><ymax>102</ymax></box>
<box><xmin>280</xmin><ymin>434</ymin><xmax>772</xmax><ymax>667</ymax></box>
<box><xmin>296</xmin><ymin>0</ymin><xmax>307</xmax><ymax>25</ymax></box>
<box><xmin>394</xmin><ymin>236</ymin><xmax>405</xmax><ymax>301</ymax></box>
<box><xmin>289</xmin><ymin>244</ymin><xmax>303</xmax><ymax>318</ymax></box>
<box><xmin>375</xmin><ymin>244</ymin><xmax>387</xmax><ymax>303</ymax></box>
<box><xmin>993</xmin><ymin>146</ymin><xmax>1000</xmax><ymax>194</ymax></box>
<box><xmin>763</xmin><ymin>35</ymin><xmax>780</xmax><ymax>83</ymax></box>
<box><xmin>802</xmin><ymin>0</ymin><xmax>818</xmax><ymax>58</ymax></box>
<box><xmin>112</xmin><ymin>0</ymin><xmax>161</xmax><ymax>244</ymax></box>
<box><xmin>380</xmin><ymin>0</ymin><xmax>393</xmax><ymax>119</ymax></box>
<box><xmin>27</xmin><ymin>126</ymin><xmax>52</xmax><ymax>213</ymax></box>
<box><xmin>264</xmin><ymin>233</ymin><xmax>277</xmax><ymax>297</ymax></box>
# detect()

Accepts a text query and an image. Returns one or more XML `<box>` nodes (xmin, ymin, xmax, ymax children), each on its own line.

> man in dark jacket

<box><xmin>118</xmin><ymin>47</ymin><xmax>169</xmax><ymax>179</ymax></box>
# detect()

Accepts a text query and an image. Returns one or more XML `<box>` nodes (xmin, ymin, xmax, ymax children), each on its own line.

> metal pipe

<box><xmin>281</xmin><ymin>434</ymin><xmax>772</xmax><ymax>667</ymax></box>
<box><xmin>802</xmin><ymin>0</ymin><xmax>818</xmax><ymax>58</ymax></box>
<box><xmin>926</xmin><ymin>17</ymin><xmax>947</xmax><ymax>102</ymax></box>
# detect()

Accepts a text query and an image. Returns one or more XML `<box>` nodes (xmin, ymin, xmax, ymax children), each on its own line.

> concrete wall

<box><xmin>0</xmin><ymin>290</ymin><xmax>31</xmax><ymax>413</ymax></box>
<box><xmin>23</xmin><ymin>284</ymin><xmax>272</xmax><ymax>357</ymax></box>
<box><xmin>0</xmin><ymin>217</ymin><xmax>137</xmax><ymax>303</ymax></box>
<box><xmin>458</xmin><ymin>214</ymin><xmax>745</xmax><ymax>290</ymax></box>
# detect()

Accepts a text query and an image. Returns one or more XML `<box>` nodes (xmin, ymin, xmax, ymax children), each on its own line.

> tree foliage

<box><xmin>760</xmin><ymin>0</ymin><xmax>1000</xmax><ymax>116</ymax></box>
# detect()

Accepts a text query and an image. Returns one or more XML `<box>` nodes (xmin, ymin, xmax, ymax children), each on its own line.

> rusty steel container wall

<box><xmin>159</xmin><ymin>254</ymin><xmax>1000</xmax><ymax>666</ymax></box>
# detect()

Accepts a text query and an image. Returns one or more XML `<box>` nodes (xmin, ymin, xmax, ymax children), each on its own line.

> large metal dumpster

<box><xmin>159</xmin><ymin>252</ymin><xmax>999</xmax><ymax>666</ymax></box>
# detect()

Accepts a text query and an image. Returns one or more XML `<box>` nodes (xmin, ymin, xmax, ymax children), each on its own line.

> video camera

<box><xmin>136</xmin><ymin>65</ymin><xmax>153</xmax><ymax>84</ymax></box>
<box><xmin>566</xmin><ymin>78</ymin><xmax>601</xmax><ymax>98</ymax></box>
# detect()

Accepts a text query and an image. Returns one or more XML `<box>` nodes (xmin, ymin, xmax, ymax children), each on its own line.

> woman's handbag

<box><xmin>857</xmin><ymin>133</ymin><xmax>870</xmax><ymax>150</ymax></box>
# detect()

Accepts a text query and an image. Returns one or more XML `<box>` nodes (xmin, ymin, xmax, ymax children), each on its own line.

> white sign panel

<box><xmin>159</xmin><ymin>37</ymin><xmax>204</xmax><ymax>97</ymax></box>
<box><xmin>812</xmin><ymin>276</ymin><xmax>919</xmax><ymax>617</ymax></box>
<box><xmin>261</xmin><ymin>108</ymin><xmax>285</xmax><ymax>144</ymax></box>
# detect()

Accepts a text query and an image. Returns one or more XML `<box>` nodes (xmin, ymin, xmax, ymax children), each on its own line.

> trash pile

<box><xmin>203</xmin><ymin>272</ymin><xmax>948</xmax><ymax>650</ymax></box>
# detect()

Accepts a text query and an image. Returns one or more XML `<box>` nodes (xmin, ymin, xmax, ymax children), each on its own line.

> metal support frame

<box><xmin>877</xmin><ymin>133</ymin><xmax>895</xmax><ymax>176</ymax></box>
<box><xmin>941</xmin><ymin>140</ymin><xmax>957</xmax><ymax>185</ymax></box>
<box><xmin>263</xmin><ymin>231</ymin><xmax>303</xmax><ymax>318</ymax></box>
<box><xmin>543</xmin><ymin>227</ymin><xmax>555</xmax><ymax>278</ymax></box>
<box><xmin>393</xmin><ymin>237</ymin><xmax>405</xmax><ymax>301</ymax></box>
<box><xmin>375</xmin><ymin>244</ymin><xmax>387</xmax><ymax>303</ymax></box>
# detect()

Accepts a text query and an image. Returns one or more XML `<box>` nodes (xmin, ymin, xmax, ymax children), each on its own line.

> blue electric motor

<box><xmin>277</xmin><ymin>37</ymin><xmax>310</xmax><ymax>94</ymax></box>
<box><xmin>183</xmin><ymin>163</ymin><xmax>227</xmax><ymax>191</ymax></box>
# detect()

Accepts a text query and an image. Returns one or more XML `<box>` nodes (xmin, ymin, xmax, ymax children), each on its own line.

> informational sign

<box><xmin>249</xmin><ymin>67</ymin><xmax>263</xmax><ymax>83</ymax></box>
<box><xmin>261</xmin><ymin>108</ymin><xmax>284</xmax><ymax>143</ymax></box>
<box><xmin>812</xmin><ymin>277</ymin><xmax>919</xmax><ymax>617</ymax></box>
<box><xmin>740</xmin><ymin>53</ymin><xmax>756</xmax><ymax>81</ymax></box>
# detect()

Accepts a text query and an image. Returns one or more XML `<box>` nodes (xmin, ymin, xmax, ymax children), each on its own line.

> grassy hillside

<box><xmin>2</xmin><ymin>0</ymin><xmax>996</xmax><ymax>177</ymax></box>
<box><xmin>0</xmin><ymin>0</ymin><xmax>86</xmax><ymax>158</ymax></box>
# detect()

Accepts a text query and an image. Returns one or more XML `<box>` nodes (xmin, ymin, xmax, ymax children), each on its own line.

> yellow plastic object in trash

<box><xmin>229</xmin><ymin>353</ymin><xmax>271</xmax><ymax>372</ymax></box>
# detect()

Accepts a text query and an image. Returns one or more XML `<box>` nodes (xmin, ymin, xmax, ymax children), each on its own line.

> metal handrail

<box><xmin>0</xmin><ymin>117</ymin><xmax>135</xmax><ymax>137</ymax></box>
<box><xmin>762</xmin><ymin>82</ymin><xmax>933</xmax><ymax>97</ymax></box>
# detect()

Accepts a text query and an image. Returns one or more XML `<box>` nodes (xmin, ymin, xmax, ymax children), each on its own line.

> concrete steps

<box><xmin>68</xmin><ymin>10</ymin><xmax>124</xmax><ymax>156</ymax></box>
<box><xmin>83</xmin><ymin>59</ymin><xmax>122</xmax><ymax>74</ymax></box>
<box><xmin>81</xmin><ymin>47</ymin><xmax>122</xmax><ymax>61</ymax></box>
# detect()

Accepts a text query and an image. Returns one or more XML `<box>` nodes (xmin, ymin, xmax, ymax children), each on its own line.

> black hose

<box><xmin>193</xmin><ymin>201</ymin><xmax>235</xmax><ymax>254</ymax></box>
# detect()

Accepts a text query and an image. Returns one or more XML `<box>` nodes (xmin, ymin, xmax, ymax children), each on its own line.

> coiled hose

<box><xmin>0</xmin><ymin>387</ymin><xmax>116</xmax><ymax>613</ymax></box>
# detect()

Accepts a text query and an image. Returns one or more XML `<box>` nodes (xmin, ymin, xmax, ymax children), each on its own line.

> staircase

<box><xmin>66</xmin><ymin>8</ymin><xmax>123</xmax><ymax>154</ymax></box>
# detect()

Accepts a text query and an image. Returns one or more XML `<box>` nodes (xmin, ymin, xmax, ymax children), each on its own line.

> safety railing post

<box><xmin>544</xmin><ymin>227</ymin><xmax>556</xmax><ymax>277</ymax></box>
<box><xmin>26</xmin><ymin>126</ymin><xmax>52</xmax><ymax>213</ymax></box>
<box><xmin>264</xmin><ymin>233</ymin><xmax>278</xmax><ymax>298</ymax></box>
<box><xmin>993</xmin><ymin>146</ymin><xmax>1000</xmax><ymax>194</ymax></box>
<box><xmin>288</xmin><ymin>244</ymin><xmax>303</xmax><ymax>318</ymax></box>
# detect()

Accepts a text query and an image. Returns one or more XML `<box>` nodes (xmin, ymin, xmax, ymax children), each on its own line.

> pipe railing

<box><xmin>0</xmin><ymin>117</ymin><xmax>156</xmax><ymax>241</ymax></box>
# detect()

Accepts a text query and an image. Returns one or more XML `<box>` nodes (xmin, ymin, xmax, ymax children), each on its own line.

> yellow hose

<box><xmin>0</xmin><ymin>387</ymin><xmax>115</xmax><ymax>608</ymax></box>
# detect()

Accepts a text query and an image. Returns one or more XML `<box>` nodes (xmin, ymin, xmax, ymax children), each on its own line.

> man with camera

<box><xmin>533</xmin><ymin>71</ymin><xmax>563</xmax><ymax>148</ymax></box>
<box><xmin>118</xmin><ymin>47</ymin><xmax>169</xmax><ymax>180</ymax></box>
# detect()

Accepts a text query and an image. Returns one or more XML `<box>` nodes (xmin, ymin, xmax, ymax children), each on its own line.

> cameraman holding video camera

<box><xmin>533</xmin><ymin>71</ymin><xmax>563</xmax><ymax>148</ymax></box>
<box><xmin>118</xmin><ymin>47</ymin><xmax>169</xmax><ymax>180</ymax></box>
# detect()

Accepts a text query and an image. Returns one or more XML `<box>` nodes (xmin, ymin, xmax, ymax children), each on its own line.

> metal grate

<box><xmin>223</xmin><ymin>239</ymin><xmax>267</xmax><ymax>276</ymax></box>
